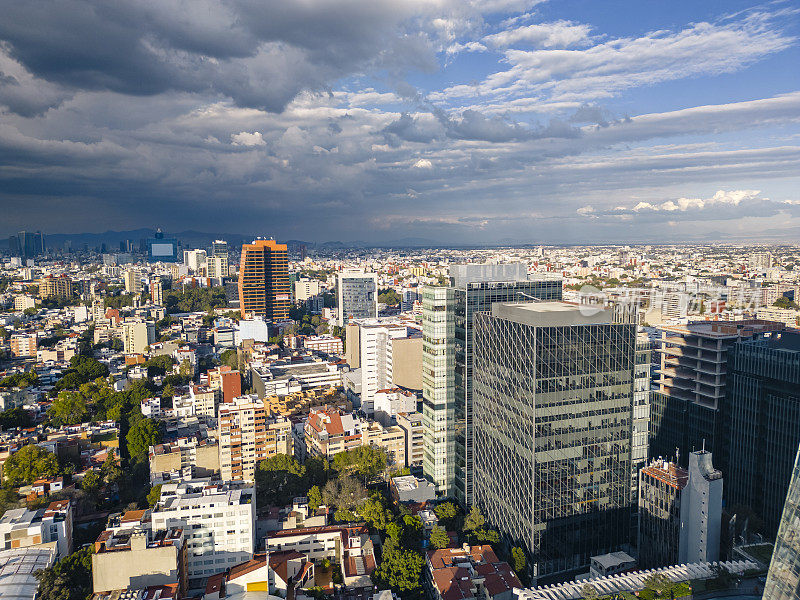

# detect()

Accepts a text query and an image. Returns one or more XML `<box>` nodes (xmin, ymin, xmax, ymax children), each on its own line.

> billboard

<box><xmin>151</xmin><ymin>243</ymin><xmax>175</xmax><ymax>256</ymax></box>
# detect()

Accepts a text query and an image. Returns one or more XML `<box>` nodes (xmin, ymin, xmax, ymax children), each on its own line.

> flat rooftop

<box><xmin>491</xmin><ymin>301</ymin><xmax>613</xmax><ymax>327</ymax></box>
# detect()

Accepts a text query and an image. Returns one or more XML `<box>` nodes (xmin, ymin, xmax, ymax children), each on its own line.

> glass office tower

<box><xmin>421</xmin><ymin>263</ymin><xmax>562</xmax><ymax>501</ymax></box>
<box><xmin>472</xmin><ymin>301</ymin><xmax>635</xmax><ymax>584</ymax></box>
<box><xmin>725</xmin><ymin>330</ymin><xmax>800</xmax><ymax>536</ymax></box>
<box><xmin>764</xmin><ymin>442</ymin><xmax>800</xmax><ymax>600</ymax></box>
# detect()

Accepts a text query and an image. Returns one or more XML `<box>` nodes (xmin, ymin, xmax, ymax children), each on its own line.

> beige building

<box><xmin>396</xmin><ymin>412</ymin><xmax>424</xmax><ymax>469</ymax></box>
<box><xmin>362</xmin><ymin>421</ymin><xmax>406</xmax><ymax>467</ymax></box>
<box><xmin>390</xmin><ymin>335</ymin><xmax>422</xmax><ymax>390</ymax></box>
<box><xmin>149</xmin><ymin>438</ymin><xmax>220</xmax><ymax>484</ymax></box>
<box><xmin>756</xmin><ymin>306</ymin><xmax>800</xmax><ymax>328</ymax></box>
<box><xmin>39</xmin><ymin>274</ymin><xmax>73</xmax><ymax>300</ymax></box>
<box><xmin>0</xmin><ymin>500</ymin><xmax>73</xmax><ymax>560</ymax></box>
<box><xmin>13</xmin><ymin>295</ymin><xmax>36</xmax><ymax>311</ymax></box>
<box><xmin>218</xmin><ymin>395</ymin><xmax>293</xmax><ymax>481</ymax></box>
<box><xmin>123</xmin><ymin>319</ymin><xmax>156</xmax><ymax>354</ymax></box>
<box><xmin>124</xmin><ymin>269</ymin><xmax>142</xmax><ymax>295</ymax></box>
<box><xmin>10</xmin><ymin>333</ymin><xmax>37</xmax><ymax>358</ymax></box>
<box><xmin>92</xmin><ymin>526</ymin><xmax>187</xmax><ymax>595</ymax></box>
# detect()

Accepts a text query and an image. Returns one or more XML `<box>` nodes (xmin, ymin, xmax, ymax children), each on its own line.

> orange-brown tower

<box><xmin>237</xmin><ymin>239</ymin><xmax>290</xmax><ymax>320</ymax></box>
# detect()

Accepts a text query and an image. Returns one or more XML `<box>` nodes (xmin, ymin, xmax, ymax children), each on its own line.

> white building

<box><xmin>0</xmin><ymin>500</ymin><xmax>73</xmax><ymax>560</ymax></box>
<box><xmin>124</xmin><ymin>269</ymin><xmax>142</xmax><ymax>295</ymax></box>
<box><xmin>150</xmin><ymin>479</ymin><xmax>256</xmax><ymax>579</ymax></box>
<box><xmin>184</xmin><ymin>249</ymin><xmax>208</xmax><ymax>272</ymax></box>
<box><xmin>373</xmin><ymin>388</ymin><xmax>418</xmax><ymax>425</ymax></box>
<box><xmin>236</xmin><ymin>317</ymin><xmax>270</xmax><ymax>344</ymax></box>
<box><xmin>294</xmin><ymin>279</ymin><xmax>322</xmax><ymax>303</ymax></box>
<box><xmin>359</xmin><ymin>322</ymin><xmax>411</xmax><ymax>414</ymax></box>
<box><xmin>13</xmin><ymin>295</ymin><xmax>36</xmax><ymax>311</ymax></box>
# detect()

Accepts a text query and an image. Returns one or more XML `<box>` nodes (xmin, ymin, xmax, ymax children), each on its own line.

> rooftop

<box><xmin>491</xmin><ymin>301</ymin><xmax>613</xmax><ymax>327</ymax></box>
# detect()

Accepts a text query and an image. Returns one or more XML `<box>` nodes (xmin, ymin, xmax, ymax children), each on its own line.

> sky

<box><xmin>1</xmin><ymin>0</ymin><xmax>799</xmax><ymax>244</ymax></box>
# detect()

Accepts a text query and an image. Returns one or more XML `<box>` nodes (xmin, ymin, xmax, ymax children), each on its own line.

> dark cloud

<box><xmin>0</xmin><ymin>0</ymin><xmax>437</xmax><ymax>114</ymax></box>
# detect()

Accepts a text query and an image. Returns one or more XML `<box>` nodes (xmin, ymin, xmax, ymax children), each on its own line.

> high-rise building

<box><xmin>336</xmin><ymin>270</ymin><xmax>378</xmax><ymax>326</ymax></box>
<box><xmin>396</xmin><ymin>411</ymin><xmax>424</xmax><ymax>470</ymax></box>
<box><xmin>150</xmin><ymin>275</ymin><xmax>164</xmax><ymax>305</ymax></box>
<box><xmin>472</xmin><ymin>300</ymin><xmax>635</xmax><ymax>583</ymax></box>
<box><xmin>764</xmin><ymin>443</ymin><xmax>800</xmax><ymax>600</ymax></box>
<box><xmin>750</xmin><ymin>251</ymin><xmax>774</xmax><ymax>272</ymax></box>
<box><xmin>10</xmin><ymin>231</ymin><xmax>45</xmax><ymax>259</ymax></box>
<box><xmin>218</xmin><ymin>395</ymin><xmax>292</xmax><ymax>482</ymax></box>
<box><xmin>637</xmin><ymin>450</ymin><xmax>722</xmax><ymax>569</ymax></box>
<box><xmin>208</xmin><ymin>365</ymin><xmax>242</xmax><ymax>404</ymax></box>
<box><xmin>10</xmin><ymin>333</ymin><xmax>37</xmax><ymax>357</ymax></box>
<box><xmin>631</xmin><ymin>335</ymin><xmax>653</xmax><ymax>540</ymax></box>
<box><xmin>238</xmin><ymin>240</ymin><xmax>290</xmax><ymax>320</ymax></box>
<box><xmin>725</xmin><ymin>330</ymin><xmax>800</xmax><ymax>536</ymax></box>
<box><xmin>147</xmin><ymin>229</ymin><xmax>179</xmax><ymax>263</ymax></box>
<box><xmin>209</xmin><ymin>239</ymin><xmax>229</xmax><ymax>279</ymax></box>
<box><xmin>357</xmin><ymin>321</ymin><xmax>417</xmax><ymax>414</ymax></box>
<box><xmin>421</xmin><ymin>263</ymin><xmax>562</xmax><ymax>502</ymax></box>
<box><xmin>123</xmin><ymin>269</ymin><xmax>141</xmax><ymax>295</ymax></box>
<box><xmin>650</xmin><ymin>320</ymin><xmax>784</xmax><ymax>470</ymax></box>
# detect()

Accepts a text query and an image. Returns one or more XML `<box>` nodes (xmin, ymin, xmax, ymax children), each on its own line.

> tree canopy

<box><xmin>48</xmin><ymin>391</ymin><xmax>89</xmax><ymax>426</ymax></box>
<box><xmin>126</xmin><ymin>418</ymin><xmax>164</xmax><ymax>463</ymax></box>
<box><xmin>3</xmin><ymin>444</ymin><xmax>59</xmax><ymax>486</ymax></box>
<box><xmin>429</xmin><ymin>525</ymin><xmax>450</xmax><ymax>549</ymax></box>
<box><xmin>36</xmin><ymin>546</ymin><xmax>92</xmax><ymax>600</ymax></box>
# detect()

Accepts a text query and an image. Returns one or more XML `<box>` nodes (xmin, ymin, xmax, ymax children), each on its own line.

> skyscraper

<box><xmin>472</xmin><ymin>301</ymin><xmax>635</xmax><ymax>583</ymax></box>
<box><xmin>9</xmin><ymin>231</ymin><xmax>45</xmax><ymax>259</ymax></box>
<box><xmin>725</xmin><ymin>330</ymin><xmax>800</xmax><ymax>536</ymax></box>
<box><xmin>336</xmin><ymin>270</ymin><xmax>377</xmax><ymax>326</ymax></box>
<box><xmin>237</xmin><ymin>239</ymin><xmax>289</xmax><ymax>320</ymax></box>
<box><xmin>764</xmin><ymin>442</ymin><xmax>800</xmax><ymax>600</ymax></box>
<box><xmin>421</xmin><ymin>263</ymin><xmax>562</xmax><ymax>501</ymax></box>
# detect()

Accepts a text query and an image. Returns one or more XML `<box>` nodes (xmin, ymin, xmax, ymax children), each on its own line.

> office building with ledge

<box><xmin>238</xmin><ymin>239</ymin><xmax>290</xmax><ymax>320</ymax></box>
<box><xmin>764</xmin><ymin>443</ymin><xmax>800</xmax><ymax>600</ymax></box>
<box><xmin>472</xmin><ymin>301</ymin><xmax>634</xmax><ymax>584</ymax></box>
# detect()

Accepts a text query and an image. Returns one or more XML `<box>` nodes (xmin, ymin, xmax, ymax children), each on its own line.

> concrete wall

<box><xmin>391</xmin><ymin>337</ymin><xmax>422</xmax><ymax>390</ymax></box>
<box><xmin>346</xmin><ymin>324</ymin><xmax>360</xmax><ymax>367</ymax></box>
<box><xmin>92</xmin><ymin>544</ymin><xmax>179</xmax><ymax>593</ymax></box>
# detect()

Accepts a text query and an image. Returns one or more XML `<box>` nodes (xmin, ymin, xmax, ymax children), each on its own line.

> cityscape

<box><xmin>2</xmin><ymin>2</ymin><xmax>800</xmax><ymax>600</ymax></box>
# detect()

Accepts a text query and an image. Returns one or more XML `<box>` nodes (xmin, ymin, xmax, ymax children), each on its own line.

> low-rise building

<box><xmin>0</xmin><ymin>499</ymin><xmax>73</xmax><ymax>559</ymax></box>
<box><xmin>92</xmin><ymin>527</ymin><xmax>187</xmax><ymax>595</ymax></box>
<box><xmin>425</xmin><ymin>545</ymin><xmax>521</xmax><ymax>600</ymax></box>
<box><xmin>149</xmin><ymin>438</ymin><xmax>220</xmax><ymax>484</ymax></box>
<box><xmin>390</xmin><ymin>475</ymin><xmax>436</xmax><ymax>504</ymax></box>
<box><xmin>266</xmin><ymin>523</ymin><xmax>375</xmax><ymax>588</ymax></box>
<box><xmin>396</xmin><ymin>412</ymin><xmax>424</xmax><ymax>469</ymax></box>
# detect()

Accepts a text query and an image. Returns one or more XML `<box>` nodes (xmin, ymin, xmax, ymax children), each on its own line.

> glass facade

<box><xmin>472</xmin><ymin>311</ymin><xmax>635</xmax><ymax>583</ymax></box>
<box><xmin>338</xmin><ymin>274</ymin><xmax>377</xmax><ymax>323</ymax></box>
<box><xmin>725</xmin><ymin>331</ymin><xmax>800</xmax><ymax>535</ymax></box>
<box><xmin>764</xmin><ymin>443</ymin><xmax>800</xmax><ymax>600</ymax></box>
<box><xmin>453</xmin><ymin>279</ymin><xmax>562</xmax><ymax>505</ymax></box>
<box><xmin>422</xmin><ymin>286</ymin><xmax>455</xmax><ymax>493</ymax></box>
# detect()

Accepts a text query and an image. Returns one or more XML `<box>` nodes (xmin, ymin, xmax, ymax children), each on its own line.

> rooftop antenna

<box><xmin>702</xmin><ymin>438</ymin><xmax>706</xmax><ymax>452</ymax></box>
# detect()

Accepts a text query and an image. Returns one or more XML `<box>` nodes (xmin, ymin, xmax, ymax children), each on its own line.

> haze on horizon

<box><xmin>1</xmin><ymin>0</ymin><xmax>799</xmax><ymax>244</ymax></box>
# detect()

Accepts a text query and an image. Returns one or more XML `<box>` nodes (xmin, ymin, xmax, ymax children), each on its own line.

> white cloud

<box><xmin>484</xmin><ymin>21</ymin><xmax>591</xmax><ymax>49</ymax></box>
<box><xmin>230</xmin><ymin>131</ymin><xmax>266</xmax><ymax>146</ymax></box>
<box><xmin>413</xmin><ymin>158</ymin><xmax>433</xmax><ymax>168</ymax></box>
<box><xmin>631</xmin><ymin>190</ymin><xmax>761</xmax><ymax>212</ymax></box>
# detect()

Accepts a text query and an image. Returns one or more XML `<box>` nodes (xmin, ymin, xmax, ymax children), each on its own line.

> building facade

<box><xmin>764</xmin><ymin>443</ymin><xmax>800</xmax><ymax>600</ymax></box>
<box><xmin>238</xmin><ymin>240</ymin><xmax>290</xmax><ymax>320</ymax></box>
<box><xmin>725</xmin><ymin>330</ymin><xmax>800</xmax><ymax>536</ymax></box>
<box><xmin>472</xmin><ymin>301</ymin><xmax>635</xmax><ymax>583</ymax></box>
<box><xmin>218</xmin><ymin>395</ymin><xmax>292</xmax><ymax>482</ymax></box>
<box><xmin>336</xmin><ymin>271</ymin><xmax>377</xmax><ymax>326</ymax></box>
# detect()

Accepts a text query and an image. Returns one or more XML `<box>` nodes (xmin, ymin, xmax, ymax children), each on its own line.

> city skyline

<box><xmin>1</xmin><ymin>1</ymin><xmax>799</xmax><ymax>243</ymax></box>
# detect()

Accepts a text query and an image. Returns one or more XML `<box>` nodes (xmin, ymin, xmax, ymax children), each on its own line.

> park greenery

<box><xmin>378</xmin><ymin>288</ymin><xmax>401</xmax><ymax>306</ymax></box>
<box><xmin>163</xmin><ymin>286</ymin><xmax>228</xmax><ymax>314</ymax></box>
<box><xmin>774</xmin><ymin>296</ymin><xmax>800</xmax><ymax>310</ymax></box>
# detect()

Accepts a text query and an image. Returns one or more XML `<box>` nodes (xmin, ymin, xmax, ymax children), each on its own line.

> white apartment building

<box><xmin>123</xmin><ymin>319</ymin><xmax>156</xmax><ymax>354</ymax></box>
<box><xmin>0</xmin><ymin>500</ymin><xmax>73</xmax><ymax>560</ymax></box>
<box><xmin>150</xmin><ymin>480</ymin><xmax>256</xmax><ymax>579</ymax></box>
<box><xmin>373</xmin><ymin>388</ymin><xmax>418</xmax><ymax>425</ymax></box>
<box><xmin>124</xmin><ymin>269</ymin><xmax>142</xmax><ymax>295</ymax></box>
<box><xmin>294</xmin><ymin>278</ymin><xmax>322</xmax><ymax>303</ymax></box>
<box><xmin>13</xmin><ymin>295</ymin><xmax>36</xmax><ymax>311</ymax></box>
<box><xmin>358</xmin><ymin>321</ymin><xmax>410</xmax><ymax>414</ymax></box>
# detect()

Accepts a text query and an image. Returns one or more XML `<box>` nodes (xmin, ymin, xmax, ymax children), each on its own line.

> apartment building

<box><xmin>373</xmin><ymin>388</ymin><xmax>418</xmax><ymax>426</ymax></box>
<box><xmin>123</xmin><ymin>319</ymin><xmax>156</xmax><ymax>355</ymax></box>
<box><xmin>124</xmin><ymin>269</ymin><xmax>142</xmax><ymax>295</ymax></box>
<box><xmin>92</xmin><ymin>527</ymin><xmax>187</xmax><ymax>595</ymax></box>
<box><xmin>265</xmin><ymin>524</ymin><xmax>375</xmax><ymax>588</ymax></box>
<box><xmin>10</xmin><ymin>333</ymin><xmax>37</xmax><ymax>358</ymax></box>
<box><xmin>336</xmin><ymin>271</ymin><xmax>377</xmax><ymax>326</ymax></box>
<box><xmin>150</xmin><ymin>480</ymin><xmax>256</xmax><ymax>579</ymax></box>
<box><xmin>304</xmin><ymin>406</ymin><xmax>364</xmax><ymax>459</ymax></box>
<box><xmin>638</xmin><ymin>451</ymin><xmax>723</xmax><ymax>568</ymax></box>
<box><xmin>302</xmin><ymin>335</ymin><xmax>344</xmax><ymax>354</ymax></box>
<box><xmin>425</xmin><ymin>545</ymin><xmax>521</xmax><ymax>600</ymax></box>
<box><xmin>13</xmin><ymin>295</ymin><xmax>36</xmax><ymax>311</ymax></box>
<box><xmin>396</xmin><ymin>412</ymin><xmax>424</xmax><ymax>469</ymax></box>
<box><xmin>39</xmin><ymin>274</ymin><xmax>73</xmax><ymax>300</ymax></box>
<box><xmin>651</xmin><ymin>319</ymin><xmax>784</xmax><ymax>470</ymax></box>
<box><xmin>189</xmin><ymin>385</ymin><xmax>217</xmax><ymax>420</ymax></box>
<box><xmin>149</xmin><ymin>438</ymin><xmax>220</xmax><ymax>484</ymax></box>
<box><xmin>218</xmin><ymin>395</ymin><xmax>292</xmax><ymax>482</ymax></box>
<box><xmin>208</xmin><ymin>366</ymin><xmax>242</xmax><ymax>405</ymax></box>
<box><xmin>0</xmin><ymin>500</ymin><xmax>73</xmax><ymax>560</ymax></box>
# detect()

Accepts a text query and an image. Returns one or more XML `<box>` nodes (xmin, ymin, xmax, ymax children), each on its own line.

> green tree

<box><xmin>307</xmin><ymin>485</ymin><xmax>323</xmax><ymax>511</ymax></box>
<box><xmin>0</xmin><ymin>487</ymin><xmax>21</xmax><ymax>514</ymax></box>
<box><xmin>48</xmin><ymin>391</ymin><xmax>89</xmax><ymax>426</ymax></box>
<box><xmin>332</xmin><ymin>445</ymin><xmax>388</xmax><ymax>482</ymax></box>
<box><xmin>357</xmin><ymin>494</ymin><xmax>391</xmax><ymax>531</ymax></box>
<box><xmin>220</xmin><ymin>349</ymin><xmax>238</xmax><ymax>370</ymax></box>
<box><xmin>463</xmin><ymin>504</ymin><xmax>485</xmax><ymax>533</ymax></box>
<box><xmin>0</xmin><ymin>407</ymin><xmax>33</xmax><ymax>430</ymax></box>
<box><xmin>434</xmin><ymin>501</ymin><xmax>459</xmax><ymax>529</ymax></box>
<box><xmin>3</xmin><ymin>444</ymin><xmax>59</xmax><ymax>486</ymax></box>
<box><xmin>255</xmin><ymin>454</ymin><xmax>307</xmax><ymax>507</ymax></box>
<box><xmin>100</xmin><ymin>454</ymin><xmax>122</xmax><ymax>486</ymax></box>
<box><xmin>429</xmin><ymin>525</ymin><xmax>450</xmax><ymax>549</ymax></box>
<box><xmin>81</xmin><ymin>469</ymin><xmax>102</xmax><ymax>498</ymax></box>
<box><xmin>126</xmin><ymin>418</ymin><xmax>163</xmax><ymax>463</ymax></box>
<box><xmin>147</xmin><ymin>484</ymin><xmax>162</xmax><ymax>507</ymax></box>
<box><xmin>36</xmin><ymin>545</ymin><xmax>92</xmax><ymax>600</ymax></box>
<box><xmin>774</xmin><ymin>296</ymin><xmax>800</xmax><ymax>310</ymax></box>
<box><xmin>322</xmin><ymin>476</ymin><xmax>367</xmax><ymax>512</ymax></box>
<box><xmin>378</xmin><ymin>289</ymin><xmax>401</xmax><ymax>306</ymax></box>
<box><xmin>372</xmin><ymin>536</ymin><xmax>424</xmax><ymax>594</ymax></box>
<box><xmin>511</xmin><ymin>546</ymin><xmax>527</xmax><ymax>576</ymax></box>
